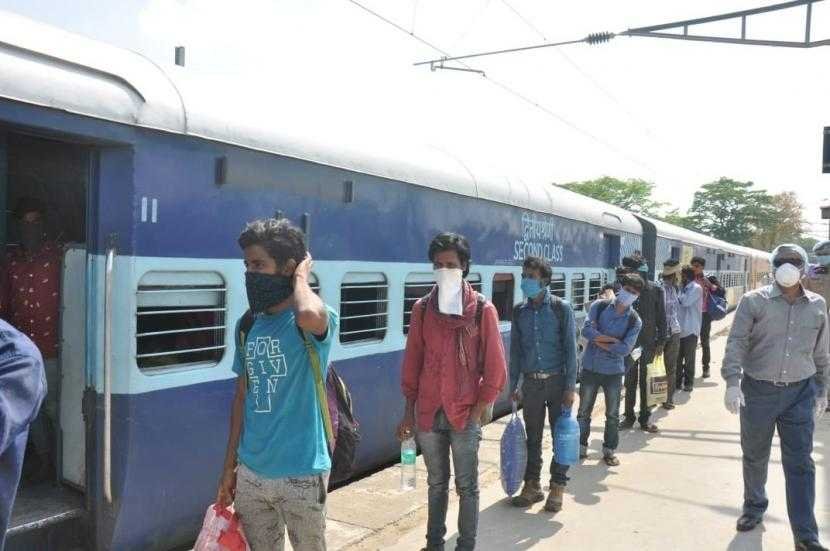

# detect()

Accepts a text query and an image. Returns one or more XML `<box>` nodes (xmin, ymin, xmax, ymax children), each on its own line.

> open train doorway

<box><xmin>1</xmin><ymin>129</ymin><xmax>91</xmax><ymax>548</ymax></box>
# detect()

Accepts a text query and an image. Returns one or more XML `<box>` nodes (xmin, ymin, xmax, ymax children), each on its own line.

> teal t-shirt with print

<box><xmin>232</xmin><ymin>306</ymin><xmax>338</xmax><ymax>478</ymax></box>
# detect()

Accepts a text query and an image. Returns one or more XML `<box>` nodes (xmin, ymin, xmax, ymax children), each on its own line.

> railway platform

<box><xmin>313</xmin><ymin>312</ymin><xmax>829</xmax><ymax>551</ymax></box>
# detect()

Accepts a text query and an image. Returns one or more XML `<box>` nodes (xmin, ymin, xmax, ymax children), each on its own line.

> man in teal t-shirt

<box><xmin>217</xmin><ymin>218</ymin><xmax>338</xmax><ymax>551</ymax></box>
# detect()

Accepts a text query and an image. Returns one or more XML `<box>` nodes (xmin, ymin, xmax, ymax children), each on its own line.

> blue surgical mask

<box><xmin>638</xmin><ymin>264</ymin><xmax>649</xmax><ymax>274</ymax></box>
<box><xmin>616</xmin><ymin>289</ymin><xmax>638</xmax><ymax>308</ymax></box>
<box><xmin>816</xmin><ymin>255</ymin><xmax>830</xmax><ymax>266</ymax></box>
<box><xmin>521</xmin><ymin>277</ymin><xmax>544</xmax><ymax>299</ymax></box>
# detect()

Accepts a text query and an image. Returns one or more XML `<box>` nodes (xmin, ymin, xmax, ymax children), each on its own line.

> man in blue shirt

<box><xmin>577</xmin><ymin>273</ymin><xmax>643</xmax><ymax>467</ymax></box>
<box><xmin>216</xmin><ymin>218</ymin><xmax>338</xmax><ymax>551</ymax></box>
<box><xmin>677</xmin><ymin>265</ymin><xmax>703</xmax><ymax>393</ymax></box>
<box><xmin>509</xmin><ymin>256</ymin><xmax>577</xmax><ymax>512</ymax></box>
<box><xmin>0</xmin><ymin>318</ymin><xmax>46</xmax><ymax>551</ymax></box>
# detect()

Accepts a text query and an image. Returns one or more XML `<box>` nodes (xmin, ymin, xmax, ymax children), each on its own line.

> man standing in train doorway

<box><xmin>723</xmin><ymin>244</ymin><xmax>829</xmax><ymax>551</ymax></box>
<box><xmin>691</xmin><ymin>256</ymin><xmax>719</xmax><ymax>379</ymax></box>
<box><xmin>509</xmin><ymin>256</ymin><xmax>577</xmax><ymax>512</ymax></box>
<box><xmin>216</xmin><ymin>218</ymin><xmax>339</xmax><ymax>551</ymax></box>
<box><xmin>619</xmin><ymin>256</ymin><xmax>667</xmax><ymax>433</ymax></box>
<box><xmin>398</xmin><ymin>232</ymin><xmax>506</xmax><ymax>551</ymax></box>
<box><xmin>0</xmin><ymin>198</ymin><xmax>62</xmax><ymax>482</ymax></box>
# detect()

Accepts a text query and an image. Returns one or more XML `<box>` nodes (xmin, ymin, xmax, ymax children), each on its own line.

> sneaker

<box><xmin>511</xmin><ymin>480</ymin><xmax>544</xmax><ymax>507</ymax></box>
<box><xmin>736</xmin><ymin>514</ymin><xmax>761</xmax><ymax>532</ymax></box>
<box><xmin>579</xmin><ymin>445</ymin><xmax>588</xmax><ymax>459</ymax></box>
<box><xmin>702</xmin><ymin>370</ymin><xmax>711</xmax><ymax>379</ymax></box>
<box><xmin>684</xmin><ymin>386</ymin><xmax>694</xmax><ymax>392</ymax></box>
<box><xmin>618</xmin><ymin>418</ymin><xmax>635</xmax><ymax>430</ymax></box>
<box><xmin>662</xmin><ymin>402</ymin><xmax>675</xmax><ymax>410</ymax></box>
<box><xmin>603</xmin><ymin>453</ymin><xmax>620</xmax><ymax>467</ymax></box>
<box><xmin>543</xmin><ymin>483</ymin><xmax>565</xmax><ymax>512</ymax></box>
<box><xmin>640</xmin><ymin>423</ymin><xmax>659</xmax><ymax>433</ymax></box>
<box><xmin>795</xmin><ymin>541</ymin><xmax>829</xmax><ymax>551</ymax></box>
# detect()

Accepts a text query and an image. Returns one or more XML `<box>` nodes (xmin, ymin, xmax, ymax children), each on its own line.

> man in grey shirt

<box><xmin>722</xmin><ymin>243</ymin><xmax>829</xmax><ymax>551</ymax></box>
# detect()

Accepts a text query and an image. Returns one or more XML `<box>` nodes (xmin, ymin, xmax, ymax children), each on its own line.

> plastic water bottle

<box><xmin>401</xmin><ymin>437</ymin><xmax>417</xmax><ymax>490</ymax></box>
<box><xmin>554</xmin><ymin>407</ymin><xmax>580</xmax><ymax>466</ymax></box>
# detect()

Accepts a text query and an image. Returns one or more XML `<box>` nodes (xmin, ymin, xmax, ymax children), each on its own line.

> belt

<box><xmin>747</xmin><ymin>376</ymin><xmax>805</xmax><ymax>388</ymax></box>
<box><xmin>526</xmin><ymin>372</ymin><xmax>556</xmax><ymax>380</ymax></box>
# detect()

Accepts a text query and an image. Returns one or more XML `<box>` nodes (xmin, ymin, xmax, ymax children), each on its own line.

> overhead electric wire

<box><xmin>346</xmin><ymin>0</ymin><xmax>655</xmax><ymax>174</ymax></box>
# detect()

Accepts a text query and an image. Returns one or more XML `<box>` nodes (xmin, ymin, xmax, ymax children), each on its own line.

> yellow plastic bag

<box><xmin>646</xmin><ymin>354</ymin><xmax>668</xmax><ymax>407</ymax></box>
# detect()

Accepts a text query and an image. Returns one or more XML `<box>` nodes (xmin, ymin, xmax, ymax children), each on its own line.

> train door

<box><xmin>1</xmin><ymin>129</ymin><xmax>90</xmax><ymax>549</ymax></box>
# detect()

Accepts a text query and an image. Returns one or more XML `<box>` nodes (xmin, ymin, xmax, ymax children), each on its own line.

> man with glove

<box><xmin>722</xmin><ymin>243</ymin><xmax>828</xmax><ymax>551</ymax></box>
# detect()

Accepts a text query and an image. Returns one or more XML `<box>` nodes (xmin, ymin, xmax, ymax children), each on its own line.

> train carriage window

<box><xmin>670</xmin><ymin>246</ymin><xmax>681</xmax><ymax>260</ymax></box>
<box><xmin>588</xmin><ymin>273</ymin><xmax>602</xmax><ymax>302</ymax></box>
<box><xmin>571</xmin><ymin>274</ymin><xmax>586</xmax><ymax>311</ymax></box>
<box><xmin>309</xmin><ymin>273</ymin><xmax>320</xmax><ymax>295</ymax></box>
<box><xmin>492</xmin><ymin>273</ymin><xmax>515</xmax><ymax>321</ymax></box>
<box><xmin>467</xmin><ymin>273</ymin><xmax>483</xmax><ymax>294</ymax></box>
<box><xmin>550</xmin><ymin>273</ymin><xmax>566</xmax><ymax>299</ymax></box>
<box><xmin>403</xmin><ymin>273</ymin><xmax>435</xmax><ymax>334</ymax></box>
<box><xmin>340</xmin><ymin>273</ymin><xmax>388</xmax><ymax>344</ymax></box>
<box><xmin>136</xmin><ymin>272</ymin><xmax>227</xmax><ymax>370</ymax></box>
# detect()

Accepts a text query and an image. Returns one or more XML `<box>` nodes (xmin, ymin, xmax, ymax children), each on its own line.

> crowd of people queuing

<box><xmin>1</xmin><ymin>208</ymin><xmax>829</xmax><ymax>551</ymax></box>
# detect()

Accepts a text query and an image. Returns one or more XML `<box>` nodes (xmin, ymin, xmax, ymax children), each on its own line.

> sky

<box><xmin>3</xmin><ymin>0</ymin><xmax>830</xmax><ymax>241</ymax></box>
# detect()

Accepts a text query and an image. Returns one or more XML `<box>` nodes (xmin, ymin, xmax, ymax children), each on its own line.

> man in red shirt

<box><xmin>397</xmin><ymin>232</ymin><xmax>507</xmax><ymax>551</ymax></box>
<box><xmin>691</xmin><ymin>256</ymin><xmax>718</xmax><ymax>379</ymax></box>
<box><xmin>0</xmin><ymin>198</ymin><xmax>62</xmax><ymax>481</ymax></box>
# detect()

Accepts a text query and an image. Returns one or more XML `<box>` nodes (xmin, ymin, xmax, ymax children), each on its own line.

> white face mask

<box><xmin>774</xmin><ymin>263</ymin><xmax>802</xmax><ymax>288</ymax></box>
<box><xmin>434</xmin><ymin>268</ymin><xmax>463</xmax><ymax>315</ymax></box>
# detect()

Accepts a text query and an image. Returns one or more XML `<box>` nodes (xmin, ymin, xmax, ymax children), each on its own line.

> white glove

<box><xmin>816</xmin><ymin>395</ymin><xmax>828</xmax><ymax>422</ymax></box>
<box><xmin>724</xmin><ymin>386</ymin><xmax>745</xmax><ymax>414</ymax></box>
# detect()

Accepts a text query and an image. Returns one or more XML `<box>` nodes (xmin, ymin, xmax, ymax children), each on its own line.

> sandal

<box><xmin>603</xmin><ymin>454</ymin><xmax>620</xmax><ymax>466</ymax></box>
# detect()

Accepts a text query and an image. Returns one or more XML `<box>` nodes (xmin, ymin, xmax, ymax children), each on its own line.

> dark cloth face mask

<box><xmin>245</xmin><ymin>272</ymin><xmax>294</xmax><ymax>313</ymax></box>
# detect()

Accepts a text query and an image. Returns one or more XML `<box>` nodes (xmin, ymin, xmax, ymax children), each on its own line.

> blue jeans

<box><xmin>740</xmin><ymin>376</ymin><xmax>818</xmax><ymax>542</ymax></box>
<box><xmin>417</xmin><ymin>409</ymin><xmax>481</xmax><ymax>551</ymax></box>
<box><xmin>521</xmin><ymin>375</ymin><xmax>570</xmax><ymax>487</ymax></box>
<box><xmin>577</xmin><ymin>370</ymin><xmax>623</xmax><ymax>454</ymax></box>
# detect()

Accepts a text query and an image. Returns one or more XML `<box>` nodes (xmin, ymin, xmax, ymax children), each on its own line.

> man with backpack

<box><xmin>691</xmin><ymin>256</ymin><xmax>719</xmax><ymax>379</ymax></box>
<box><xmin>216</xmin><ymin>218</ymin><xmax>338</xmax><ymax>551</ymax></box>
<box><xmin>398</xmin><ymin>232</ymin><xmax>506</xmax><ymax>551</ymax></box>
<box><xmin>577</xmin><ymin>273</ymin><xmax>643</xmax><ymax>467</ymax></box>
<box><xmin>508</xmin><ymin>256</ymin><xmax>577</xmax><ymax>512</ymax></box>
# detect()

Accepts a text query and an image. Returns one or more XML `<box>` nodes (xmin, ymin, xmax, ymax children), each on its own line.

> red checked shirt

<box><xmin>0</xmin><ymin>242</ymin><xmax>62</xmax><ymax>359</ymax></box>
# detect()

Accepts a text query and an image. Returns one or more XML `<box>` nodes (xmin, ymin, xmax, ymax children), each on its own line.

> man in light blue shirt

<box><xmin>677</xmin><ymin>265</ymin><xmax>703</xmax><ymax>392</ymax></box>
<box><xmin>216</xmin><ymin>218</ymin><xmax>338</xmax><ymax>551</ymax></box>
<box><xmin>577</xmin><ymin>273</ymin><xmax>643</xmax><ymax>467</ymax></box>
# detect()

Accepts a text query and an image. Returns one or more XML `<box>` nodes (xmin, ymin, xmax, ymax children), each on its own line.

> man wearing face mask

<box><xmin>398</xmin><ymin>232</ymin><xmax>506</xmax><ymax>551</ymax></box>
<box><xmin>508</xmin><ymin>256</ymin><xmax>577</xmax><ymax>512</ymax></box>
<box><xmin>660</xmin><ymin>260</ymin><xmax>682</xmax><ymax>409</ymax></box>
<box><xmin>577</xmin><ymin>273</ymin><xmax>643</xmax><ymax>467</ymax></box>
<box><xmin>676</xmin><ymin>266</ymin><xmax>703</xmax><ymax>393</ymax></box>
<box><xmin>0</xmin><ymin>198</ymin><xmax>62</xmax><ymax>482</ymax></box>
<box><xmin>723</xmin><ymin>244</ymin><xmax>829</xmax><ymax>551</ymax></box>
<box><xmin>619</xmin><ymin>256</ymin><xmax>667</xmax><ymax>433</ymax></box>
<box><xmin>216</xmin><ymin>218</ymin><xmax>338</xmax><ymax>551</ymax></box>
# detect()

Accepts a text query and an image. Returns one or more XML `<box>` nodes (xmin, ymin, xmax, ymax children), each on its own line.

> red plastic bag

<box><xmin>194</xmin><ymin>504</ymin><xmax>250</xmax><ymax>551</ymax></box>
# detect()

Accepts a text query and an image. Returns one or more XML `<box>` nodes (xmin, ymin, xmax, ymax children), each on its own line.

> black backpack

<box><xmin>237</xmin><ymin>310</ymin><xmax>360</xmax><ymax>486</ymax></box>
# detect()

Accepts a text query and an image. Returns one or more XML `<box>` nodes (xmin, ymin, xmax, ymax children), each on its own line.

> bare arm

<box><xmin>293</xmin><ymin>254</ymin><xmax>328</xmax><ymax>336</ymax></box>
<box><xmin>216</xmin><ymin>375</ymin><xmax>246</xmax><ymax>507</ymax></box>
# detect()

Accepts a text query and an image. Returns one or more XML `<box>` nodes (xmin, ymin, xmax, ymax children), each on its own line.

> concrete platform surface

<box><xmin>313</xmin><ymin>313</ymin><xmax>829</xmax><ymax>551</ymax></box>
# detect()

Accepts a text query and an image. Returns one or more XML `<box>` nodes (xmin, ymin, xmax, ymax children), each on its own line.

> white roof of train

<box><xmin>0</xmin><ymin>11</ymin><xmax>646</xmax><ymax>234</ymax></box>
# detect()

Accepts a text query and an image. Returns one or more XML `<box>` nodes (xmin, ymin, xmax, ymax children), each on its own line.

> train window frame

<box><xmin>135</xmin><ymin>271</ymin><xmax>227</xmax><ymax>372</ymax></box>
<box><xmin>467</xmin><ymin>273</ymin><xmax>483</xmax><ymax>294</ymax></box>
<box><xmin>492</xmin><ymin>273</ymin><xmax>515</xmax><ymax>322</ymax></box>
<box><xmin>571</xmin><ymin>273</ymin><xmax>586</xmax><ymax>311</ymax></box>
<box><xmin>309</xmin><ymin>273</ymin><xmax>320</xmax><ymax>295</ymax></box>
<box><xmin>339</xmin><ymin>272</ymin><xmax>389</xmax><ymax>345</ymax></box>
<box><xmin>403</xmin><ymin>273</ymin><xmax>435</xmax><ymax>335</ymax></box>
<box><xmin>588</xmin><ymin>273</ymin><xmax>602</xmax><ymax>302</ymax></box>
<box><xmin>550</xmin><ymin>273</ymin><xmax>566</xmax><ymax>299</ymax></box>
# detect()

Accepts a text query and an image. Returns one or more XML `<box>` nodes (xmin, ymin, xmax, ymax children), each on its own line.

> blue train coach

<box><xmin>0</xmin><ymin>12</ymin><xmax>770</xmax><ymax>550</ymax></box>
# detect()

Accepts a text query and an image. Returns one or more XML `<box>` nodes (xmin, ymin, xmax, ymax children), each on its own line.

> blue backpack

<box><xmin>708</xmin><ymin>293</ymin><xmax>728</xmax><ymax>321</ymax></box>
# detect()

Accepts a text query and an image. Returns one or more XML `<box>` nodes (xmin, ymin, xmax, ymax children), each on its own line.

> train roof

<box><xmin>637</xmin><ymin>214</ymin><xmax>769</xmax><ymax>260</ymax></box>
<box><xmin>0</xmin><ymin>10</ymin><xmax>645</xmax><ymax>235</ymax></box>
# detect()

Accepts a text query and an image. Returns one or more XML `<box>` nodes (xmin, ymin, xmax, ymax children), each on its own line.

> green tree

<box><xmin>659</xmin><ymin>208</ymin><xmax>699</xmax><ymax>231</ymax></box>
<box><xmin>557</xmin><ymin>176</ymin><xmax>666</xmax><ymax>216</ymax></box>
<box><xmin>750</xmin><ymin>191</ymin><xmax>806</xmax><ymax>251</ymax></box>
<box><xmin>686</xmin><ymin>178</ymin><xmax>773</xmax><ymax>245</ymax></box>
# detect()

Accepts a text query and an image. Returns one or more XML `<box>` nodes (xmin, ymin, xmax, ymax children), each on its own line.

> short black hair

<box><xmin>620</xmin><ymin>272</ymin><xmax>644</xmax><ymax>292</ymax></box>
<box><xmin>428</xmin><ymin>232</ymin><xmax>471</xmax><ymax>277</ymax></box>
<box><xmin>238</xmin><ymin>218</ymin><xmax>307</xmax><ymax>266</ymax></box>
<box><xmin>622</xmin><ymin>256</ymin><xmax>643</xmax><ymax>270</ymax></box>
<box><xmin>14</xmin><ymin>197</ymin><xmax>46</xmax><ymax>219</ymax></box>
<box><xmin>522</xmin><ymin>256</ymin><xmax>552</xmax><ymax>283</ymax></box>
<box><xmin>601</xmin><ymin>283</ymin><xmax>615</xmax><ymax>292</ymax></box>
<box><xmin>663</xmin><ymin>258</ymin><xmax>680</xmax><ymax>267</ymax></box>
<box><xmin>691</xmin><ymin>256</ymin><xmax>706</xmax><ymax>267</ymax></box>
<box><xmin>681</xmin><ymin>265</ymin><xmax>696</xmax><ymax>280</ymax></box>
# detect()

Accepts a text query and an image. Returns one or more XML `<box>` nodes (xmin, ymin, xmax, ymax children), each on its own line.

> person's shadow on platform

<box><xmin>726</xmin><ymin>524</ymin><xmax>765</xmax><ymax>551</ymax></box>
<box><xmin>446</xmin><ymin>498</ymin><xmax>562</xmax><ymax>551</ymax></box>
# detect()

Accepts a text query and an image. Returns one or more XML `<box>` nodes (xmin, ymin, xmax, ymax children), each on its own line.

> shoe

<box><xmin>619</xmin><ymin>418</ymin><xmax>635</xmax><ymax>430</ymax></box>
<box><xmin>579</xmin><ymin>445</ymin><xmax>588</xmax><ymax>459</ymax></box>
<box><xmin>640</xmin><ymin>423</ymin><xmax>659</xmax><ymax>433</ymax></box>
<box><xmin>684</xmin><ymin>386</ymin><xmax>694</xmax><ymax>392</ymax></box>
<box><xmin>543</xmin><ymin>483</ymin><xmax>564</xmax><ymax>512</ymax></box>
<box><xmin>662</xmin><ymin>402</ymin><xmax>675</xmax><ymax>410</ymax></box>
<box><xmin>796</xmin><ymin>541</ymin><xmax>829</xmax><ymax>551</ymax></box>
<box><xmin>702</xmin><ymin>369</ymin><xmax>711</xmax><ymax>379</ymax></box>
<box><xmin>603</xmin><ymin>453</ymin><xmax>620</xmax><ymax>467</ymax></box>
<box><xmin>736</xmin><ymin>514</ymin><xmax>762</xmax><ymax>532</ymax></box>
<box><xmin>511</xmin><ymin>480</ymin><xmax>544</xmax><ymax>507</ymax></box>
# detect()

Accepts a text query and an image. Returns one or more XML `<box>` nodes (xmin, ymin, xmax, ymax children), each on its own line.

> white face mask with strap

<box><xmin>434</xmin><ymin>268</ymin><xmax>463</xmax><ymax>315</ymax></box>
<box><xmin>774</xmin><ymin>263</ymin><xmax>802</xmax><ymax>288</ymax></box>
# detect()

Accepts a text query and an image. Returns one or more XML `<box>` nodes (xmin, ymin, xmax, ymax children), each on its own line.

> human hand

<box><xmin>562</xmin><ymin>390</ymin><xmax>576</xmax><ymax>409</ymax></box>
<box><xmin>396</xmin><ymin>413</ymin><xmax>415</xmax><ymax>441</ymax></box>
<box><xmin>216</xmin><ymin>468</ymin><xmax>237</xmax><ymax>508</ymax></box>
<box><xmin>724</xmin><ymin>386</ymin><xmax>745</xmax><ymax>414</ymax></box>
<box><xmin>293</xmin><ymin>253</ymin><xmax>313</xmax><ymax>284</ymax></box>
<box><xmin>815</xmin><ymin>394</ymin><xmax>828</xmax><ymax>422</ymax></box>
<box><xmin>511</xmin><ymin>389</ymin><xmax>520</xmax><ymax>403</ymax></box>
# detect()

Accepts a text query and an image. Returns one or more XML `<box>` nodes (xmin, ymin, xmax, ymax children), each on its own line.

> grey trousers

<box><xmin>235</xmin><ymin>464</ymin><xmax>328</xmax><ymax>551</ymax></box>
